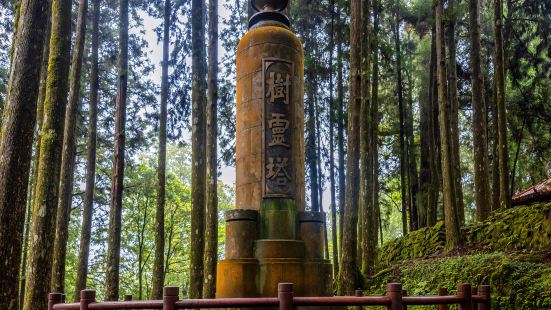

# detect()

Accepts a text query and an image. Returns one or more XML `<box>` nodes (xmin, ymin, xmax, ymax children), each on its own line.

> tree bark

<box><xmin>446</xmin><ymin>0</ymin><xmax>465</xmax><ymax>225</ymax></box>
<box><xmin>469</xmin><ymin>0</ymin><xmax>491</xmax><ymax>221</ymax></box>
<box><xmin>359</xmin><ymin>0</ymin><xmax>372</xmax><ymax>275</ymax></box>
<box><xmin>494</xmin><ymin>0</ymin><xmax>511</xmax><ymax>209</ymax></box>
<box><xmin>151</xmin><ymin>0</ymin><xmax>170</xmax><ymax>300</ymax></box>
<box><xmin>395</xmin><ymin>2</ymin><xmax>408</xmax><ymax>235</ymax></box>
<box><xmin>369</xmin><ymin>0</ymin><xmax>380</xmax><ymax>262</ymax></box>
<box><xmin>0</xmin><ymin>0</ymin><xmax>50</xmax><ymax>307</ymax></box>
<box><xmin>202</xmin><ymin>0</ymin><xmax>218</xmax><ymax>298</ymax></box>
<box><xmin>435</xmin><ymin>0</ymin><xmax>462</xmax><ymax>249</ymax></box>
<box><xmin>336</xmin><ymin>5</ymin><xmax>346</xmax><ymax>255</ymax></box>
<box><xmin>327</xmin><ymin>0</ymin><xmax>339</xmax><ymax>277</ymax></box>
<box><xmin>105</xmin><ymin>0</ymin><xmax>129</xmax><ymax>300</ymax></box>
<box><xmin>74</xmin><ymin>0</ymin><xmax>100</xmax><ymax>301</ymax></box>
<box><xmin>19</xmin><ymin>13</ymin><xmax>52</xmax><ymax>307</ymax></box>
<box><xmin>189</xmin><ymin>0</ymin><xmax>207</xmax><ymax>299</ymax></box>
<box><xmin>338</xmin><ymin>0</ymin><xmax>361</xmax><ymax>294</ymax></box>
<box><xmin>51</xmin><ymin>0</ymin><xmax>88</xmax><ymax>293</ymax></box>
<box><xmin>418</xmin><ymin>26</ymin><xmax>434</xmax><ymax>228</ymax></box>
<box><xmin>427</xmin><ymin>25</ymin><xmax>439</xmax><ymax>226</ymax></box>
<box><xmin>405</xmin><ymin>51</ymin><xmax>418</xmax><ymax>231</ymax></box>
<box><xmin>23</xmin><ymin>0</ymin><xmax>73</xmax><ymax>307</ymax></box>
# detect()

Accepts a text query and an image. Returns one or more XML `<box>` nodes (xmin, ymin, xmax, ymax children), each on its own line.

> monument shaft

<box><xmin>217</xmin><ymin>0</ymin><xmax>332</xmax><ymax>299</ymax></box>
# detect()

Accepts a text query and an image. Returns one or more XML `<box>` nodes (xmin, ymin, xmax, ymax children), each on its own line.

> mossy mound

<box><xmin>365</xmin><ymin>252</ymin><xmax>551</xmax><ymax>309</ymax></box>
<box><xmin>378</xmin><ymin>203</ymin><xmax>551</xmax><ymax>265</ymax></box>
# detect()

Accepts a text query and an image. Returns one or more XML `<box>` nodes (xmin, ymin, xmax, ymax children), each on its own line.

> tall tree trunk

<box><xmin>359</xmin><ymin>0</ymin><xmax>372</xmax><ymax>275</ymax></box>
<box><xmin>494</xmin><ymin>0</ymin><xmax>511</xmax><ymax>209</ymax></box>
<box><xmin>446</xmin><ymin>0</ymin><xmax>465</xmax><ymax>225</ymax></box>
<box><xmin>19</xmin><ymin>13</ymin><xmax>52</xmax><ymax>307</ymax></box>
<box><xmin>328</xmin><ymin>0</ymin><xmax>339</xmax><ymax>277</ymax></box>
<box><xmin>369</xmin><ymin>0</ymin><xmax>380</xmax><ymax>263</ymax></box>
<box><xmin>428</xmin><ymin>25</ymin><xmax>439</xmax><ymax>226</ymax></box>
<box><xmin>469</xmin><ymin>0</ymin><xmax>491</xmax><ymax>221</ymax></box>
<box><xmin>435</xmin><ymin>0</ymin><xmax>461</xmax><ymax>249</ymax></box>
<box><xmin>151</xmin><ymin>0</ymin><xmax>170</xmax><ymax>300</ymax></box>
<box><xmin>51</xmin><ymin>0</ymin><xmax>88</xmax><ymax>293</ymax></box>
<box><xmin>405</xmin><ymin>57</ymin><xmax>418</xmax><ymax>231</ymax></box>
<box><xmin>24</xmin><ymin>0</ymin><xmax>73</xmax><ymax>306</ymax></box>
<box><xmin>202</xmin><ymin>0</ymin><xmax>218</xmax><ymax>298</ymax></box>
<box><xmin>336</xmin><ymin>7</ymin><xmax>346</xmax><ymax>254</ymax></box>
<box><xmin>338</xmin><ymin>0</ymin><xmax>361</xmax><ymax>294</ymax></box>
<box><xmin>189</xmin><ymin>0</ymin><xmax>207</xmax><ymax>299</ymax></box>
<box><xmin>395</xmin><ymin>3</ymin><xmax>408</xmax><ymax>235</ymax></box>
<box><xmin>74</xmin><ymin>0</ymin><xmax>100</xmax><ymax>301</ymax></box>
<box><xmin>0</xmin><ymin>0</ymin><xmax>50</xmax><ymax>307</ymax></box>
<box><xmin>418</xmin><ymin>26</ymin><xmax>434</xmax><ymax>228</ymax></box>
<box><xmin>307</xmin><ymin>78</ymin><xmax>319</xmax><ymax>212</ymax></box>
<box><xmin>105</xmin><ymin>0</ymin><xmax>129</xmax><ymax>300</ymax></box>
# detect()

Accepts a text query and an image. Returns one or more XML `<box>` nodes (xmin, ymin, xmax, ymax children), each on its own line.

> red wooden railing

<box><xmin>49</xmin><ymin>282</ymin><xmax>491</xmax><ymax>310</ymax></box>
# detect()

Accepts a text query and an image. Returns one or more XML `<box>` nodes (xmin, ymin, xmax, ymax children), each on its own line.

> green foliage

<box><xmin>378</xmin><ymin>203</ymin><xmax>551</xmax><ymax>265</ymax></box>
<box><xmin>366</xmin><ymin>252</ymin><xmax>551</xmax><ymax>309</ymax></box>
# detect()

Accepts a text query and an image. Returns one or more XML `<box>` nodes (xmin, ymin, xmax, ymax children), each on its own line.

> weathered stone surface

<box><xmin>260</xmin><ymin>198</ymin><xmax>296</xmax><ymax>239</ymax></box>
<box><xmin>225</xmin><ymin>210</ymin><xmax>259</xmax><ymax>259</ymax></box>
<box><xmin>216</xmin><ymin>259</ymin><xmax>259</xmax><ymax>298</ymax></box>
<box><xmin>258</xmin><ymin>259</ymin><xmax>305</xmax><ymax>296</ymax></box>
<box><xmin>298</xmin><ymin>212</ymin><xmax>326</xmax><ymax>259</ymax></box>
<box><xmin>254</xmin><ymin>239</ymin><xmax>305</xmax><ymax>259</ymax></box>
<box><xmin>236</xmin><ymin>24</ymin><xmax>305</xmax><ymax>211</ymax></box>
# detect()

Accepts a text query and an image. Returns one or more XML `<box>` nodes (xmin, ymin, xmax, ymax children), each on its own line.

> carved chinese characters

<box><xmin>263</xmin><ymin>59</ymin><xmax>295</xmax><ymax>198</ymax></box>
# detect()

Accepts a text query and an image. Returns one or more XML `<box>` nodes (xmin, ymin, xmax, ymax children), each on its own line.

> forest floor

<box><xmin>364</xmin><ymin>203</ymin><xmax>551</xmax><ymax>309</ymax></box>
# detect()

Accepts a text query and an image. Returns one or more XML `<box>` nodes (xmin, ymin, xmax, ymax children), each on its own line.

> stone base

<box><xmin>303</xmin><ymin>260</ymin><xmax>333</xmax><ymax>296</ymax></box>
<box><xmin>216</xmin><ymin>259</ymin><xmax>259</xmax><ymax>298</ymax></box>
<box><xmin>258</xmin><ymin>259</ymin><xmax>305</xmax><ymax>297</ymax></box>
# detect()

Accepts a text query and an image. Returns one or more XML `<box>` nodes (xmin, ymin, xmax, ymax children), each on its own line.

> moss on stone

<box><xmin>377</xmin><ymin>203</ymin><xmax>551</xmax><ymax>265</ymax></box>
<box><xmin>368</xmin><ymin>203</ymin><xmax>551</xmax><ymax>309</ymax></box>
<box><xmin>366</xmin><ymin>252</ymin><xmax>551</xmax><ymax>309</ymax></box>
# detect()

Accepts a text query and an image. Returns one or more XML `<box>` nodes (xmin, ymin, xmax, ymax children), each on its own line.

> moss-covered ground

<box><xmin>365</xmin><ymin>203</ymin><xmax>551</xmax><ymax>309</ymax></box>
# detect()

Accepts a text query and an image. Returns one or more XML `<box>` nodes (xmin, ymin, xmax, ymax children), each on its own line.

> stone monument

<box><xmin>216</xmin><ymin>0</ymin><xmax>333</xmax><ymax>298</ymax></box>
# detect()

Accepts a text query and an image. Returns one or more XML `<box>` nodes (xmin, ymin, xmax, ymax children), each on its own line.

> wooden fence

<box><xmin>49</xmin><ymin>282</ymin><xmax>490</xmax><ymax>310</ymax></box>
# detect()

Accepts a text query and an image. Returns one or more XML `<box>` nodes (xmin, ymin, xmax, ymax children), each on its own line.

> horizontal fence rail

<box><xmin>49</xmin><ymin>282</ymin><xmax>490</xmax><ymax>310</ymax></box>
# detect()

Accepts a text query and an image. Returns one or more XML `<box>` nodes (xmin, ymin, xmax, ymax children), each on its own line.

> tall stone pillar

<box><xmin>216</xmin><ymin>0</ymin><xmax>332</xmax><ymax>299</ymax></box>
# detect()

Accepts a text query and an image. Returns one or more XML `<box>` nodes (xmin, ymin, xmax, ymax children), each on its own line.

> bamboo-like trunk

<box><xmin>23</xmin><ymin>0</ymin><xmax>73</xmax><ymax>306</ymax></box>
<box><xmin>359</xmin><ymin>0</ymin><xmax>372</xmax><ymax>275</ymax></box>
<box><xmin>202</xmin><ymin>0</ymin><xmax>218</xmax><ymax>298</ymax></box>
<box><xmin>51</xmin><ymin>0</ymin><xmax>89</xmax><ymax>293</ymax></box>
<box><xmin>73</xmin><ymin>0</ymin><xmax>99</xmax><ymax>300</ymax></box>
<box><xmin>446</xmin><ymin>0</ymin><xmax>465</xmax><ymax>225</ymax></box>
<box><xmin>189</xmin><ymin>0</ymin><xmax>207</xmax><ymax>299</ymax></box>
<box><xmin>0</xmin><ymin>0</ymin><xmax>50</xmax><ymax>307</ymax></box>
<box><xmin>469</xmin><ymin>0</ymin><xmax>491</xmax><ymax>221</ymax></box>
<box><xmin>494</xmin><ymin>0</ymin><xmax>511</xmax><ymax>209</ymax></box>
<box><xmin>338</xmin><ymin>0</ymin><xmax>362</xmax><ymax>295</ymax></box>
<box><xmin>395</xmin><ymin>2</ymin><xmax>408</xmax><ymax>235</ymax></box>
<box><xmin>336</xmin><ymin>6</ymin><xmax>346</xmax><ymax>255</ymax></box>
<box><xmin>105</xmin><ymin>0</ymin><xmax>129</xmax><ymax>301</ymax></box>
<box><xmin>435</xmin><ymin>0</ymin><xmax>462</xmax><ymax>249</ymax></box>
<box><xmin>151</xmin><ymin>0</ymin><xmax>171</xmax><ymax>300</ymax></box>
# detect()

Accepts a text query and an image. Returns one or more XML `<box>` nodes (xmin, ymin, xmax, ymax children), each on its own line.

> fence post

<box><xmin>278</xmin><ymin>283</ymin><xmax>294</xmax><ymax>310</ymax></box>
<box><xmin>62</xmin><ymin>294</ymin><xmax>66</xmax><ymax>303</ymax></box>
<box><xmin>458</xmin><ymin>283</ymin><xmax>472</xmax><ymax>310</ymax></box>
<box><xmin>438</xmin><ymin>287</ymin><xmax>448</xmax><ymax>310</ymax></box>
<box><xmin>355</xmin><ymin>289</ymin><xmax>363</xmax><ymax>310</ymax></box>
<box><xmin>80</xmin><ymin>290</ymin><xmax>96</xmax><ymax>310</ymax></box>
<box><xmin>48</xmin><ymin>293</ymin><xmax>63</xmax><ymax>310</ymax></box>
<box><xmin>124</xmin><ymin>294</ymin><xmax>133</xmax><ymax>310</ymax></box>
<box><xmin>478</xmin><ymin>285</ymin><xmax>491</xmax><ymax>310</ymax></box>
<box><xmin>471</xmin><ymin>286</ymin><xmax>478</xmax><ymax>309</ymax></box>
<box><xmin>386</xmin><ymin>283</ymin><xmax>402</xmax><ymax>310</ymax></box>
<box><xmin>402</xmin><ymin>290</ymin><xmax>407</xmax><ymax>310</ymax></box>
<box><xmin>163</xmin><ymin>286</ymin><xmax>179</xmax><ymax>310</ymax></box>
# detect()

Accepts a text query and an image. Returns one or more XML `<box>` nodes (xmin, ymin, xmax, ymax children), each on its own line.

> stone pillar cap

<box><xmin>297</xmin><ymin>211</ymin><xmax>326</xmax><ymax>223</ymax></box>
<box><xmin>225</xmin><ymin>209</ymin><xmax>259</xmax><ymax>221</ymax></box>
